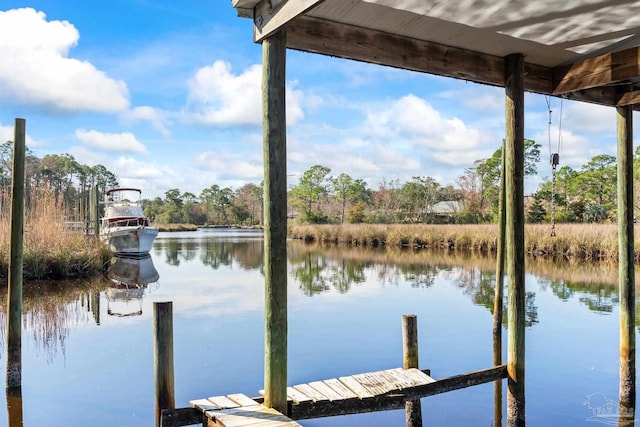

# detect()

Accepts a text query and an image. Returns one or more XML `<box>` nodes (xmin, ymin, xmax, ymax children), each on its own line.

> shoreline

<box><xmin>288</xmin><ymin>223</ymin><xmax>633</xmax><ymax>261</ymax></box>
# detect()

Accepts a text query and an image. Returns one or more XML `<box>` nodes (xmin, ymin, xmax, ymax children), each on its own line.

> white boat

<box><xmin>100</xmin><ymin>188</ymin><xmax>158</xmax><ymax>255</ymax></box>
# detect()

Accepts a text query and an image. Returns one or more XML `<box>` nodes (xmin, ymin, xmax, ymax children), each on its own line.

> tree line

<box><xmin>141</xmin><ymin>139</ymin><xmax>640</xmax><ymax>226</ymax></box>
<box><xmin>0</xmin><ymin>141</ymin><xmax>118</xmax><ymax>217</ymax></box>
<box><xmin>3</xmin><ymin>138</ymin><xmax>636</xmax><ymax>225</ymax></box>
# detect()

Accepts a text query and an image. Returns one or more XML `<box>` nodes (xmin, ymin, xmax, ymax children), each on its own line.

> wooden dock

<box><xmin>280</xmin><ymin>367</ymin><xmax>435</xmax><ymax>420</ymax></box>
<box><xmin>163</xmin><ymin>365</ymin><xmax>506</xmax><ymax>426</ymax></box>
<box><xmin>190</xmin><ymin>393</ymin><xmax>301</xmax><ymax>427</ymax></box>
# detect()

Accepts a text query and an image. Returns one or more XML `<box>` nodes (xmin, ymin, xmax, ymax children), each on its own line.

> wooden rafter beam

<box><xmin>617</xmin><ymin>89</ymin><xmax>640</xmax><ymax>106</ymax></box>
<box><xmin>254</xmin><ymin>0</ymin><xmax>325</xmax><ymax>42</ymax></box>
<box><xmin>284</xmin><ymin>15</ymin><xmax>623</xmax><ymax>106</ymax></box>
<box><xmin>553</xmin><ymin>47</ymin><xmax>640</xmax><ymax>94</ymax></box>
<box><xmin>286</xmin><ymin>15</ymin><xmax>526</xmax><ymax>89</ymax></box>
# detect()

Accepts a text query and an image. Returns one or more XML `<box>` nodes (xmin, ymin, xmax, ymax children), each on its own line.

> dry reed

<box><xmin>0</xmin><ymin>188</ymin><xmax>110</xmax><ymax>280</ymax></box>
<box><xmin>289</xmin><ymin>223</ymin><xmax>636</xmax><ymax>261</ymax></box>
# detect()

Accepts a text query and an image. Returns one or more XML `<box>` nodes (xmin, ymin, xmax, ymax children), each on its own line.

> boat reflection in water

<box><xmin>106</xmin><ymin>255</ymin><xmax>159</xmax><ymax>317</ymax></box>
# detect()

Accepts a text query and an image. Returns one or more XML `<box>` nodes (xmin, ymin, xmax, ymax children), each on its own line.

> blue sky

<box><xmin>0</xmin><ymin>1</ymin><xmax>626</xmax><ymax>199</ymax></box>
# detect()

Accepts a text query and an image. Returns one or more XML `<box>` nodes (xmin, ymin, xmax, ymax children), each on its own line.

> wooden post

<box><xmin>403</xmin><ymin>315</ymin><xmax>422</xmax><ymax>427</ymax></box>
<box><xmin>80</xmin><ymin>190</ymin><xmax>86</xmax><ymax>233</ymax></box>
<box><xmin>402</xmin><ymin>314</ymin><xmax>419</xmax><ymax>369</ymax></box>
<box><xmin>493</xmin><ymin>146</ymin><xmax>506</xmax><ymax>426</ymax></box>
<box><xmin>88</xmin><ymin>187</ymin><xmax>94</xmax><ymax>235</ymax></box>
<box><xmin>6</xmin><ymin>386</ymin><xmax>23</xmax><ymax>427</ymax></box>
<box><xmin>504</xmin><ymin>53</ymin><xmax>526</xmax><ymax>427</ymax></box>
<box><xmin>92</xmin><ymin>184</ymin><xmax>100</xmax><ymax>236</ymax></box>
<box><xmin>617</xmin><ymin>105</ymin><xmax>635</xmax><ymax>416</ymax></box>
<box><xmin>262</xmin><ymin>29</ymin><xmax>288</xmax><ymax>415</ymax></box>
<box><xmin>154</xmin><ymin>302</ymin><xmax>175</xmax><ymax>427</ymax></box>
<box><xmin>7</xmin><ymin>118</ymin><xmax>25</xmax><ymax>390</ymax></box>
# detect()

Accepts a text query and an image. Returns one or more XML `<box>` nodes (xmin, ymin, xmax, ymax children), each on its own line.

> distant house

<box><xmin>431</xmin><ymin>201</ymin><xmax>464</xmax><ymax>216</ymax></box>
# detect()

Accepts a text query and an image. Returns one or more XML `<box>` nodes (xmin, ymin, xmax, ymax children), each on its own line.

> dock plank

<box><xmin>308</xmin><ymin>381</ymin><xmax>343</xmax><ymax>401</ymax></box>
<box><xmin>208</xmin><ymin>405</ymin><xmax>301</xmax><ymax>427</ymax></box>
<box><xmin>338</xmin><ymin>375</ymin><xmax>375</xmax><ymax>399</ymax></box>
<box><xmin>292</xmin><ymin>383</ymin><xmax>329</xmax><ymax>402</ymax></box>
<box><xmin>352</xmin><ymin>370</ymin><xmax>394</xmax><ymax>395</ymax></box>
<box><xmin>208</xmin><ymin>395</ymin><xmax>240</xmax><ymax>410</ymax></box>
<box><xmin>382</xmin><ymin>368</ymin><xmax>415</xmax><ymax>389</ymax></box>
<box><xmin>226</xmin><ymin>393</ymin><xmax>259</xmax><ymax>407</ymax></box>
<box><xmin>394</xmin><ymin>368</ymin><xmax>435</xmax><ymax>386</ymax></box>
<box><xmin>190</xmin><ymin>398</ymin><xmax>220</xmax><ymax>412</ymax></box>
<box><xmin>323</xmin><ymin>378</ymin><xmax>358</xmax><ymax>400</ymax></box>
<box><xmin>378</xmin><ymin>368</ymin><xmax>433</xmax><ymax>390</ymax></box>
<box><xmin>376</xmin><ymin>369</ymin><xmax>407</xmax><ymax>391</ymax></box>
<box><xmin>286</xmin><ymin>386</ymin><xmax>313</xmax><ymax>403</ymax></box>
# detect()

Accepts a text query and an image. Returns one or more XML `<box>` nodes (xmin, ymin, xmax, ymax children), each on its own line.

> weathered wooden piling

<box><xmin>90</xmin><ymin>185</ymin><xmax>100</xmax><ymax>236</ymax></box>
<box><xmin>6</xmin><ymin>386</ymin><xmax>23</xmax><ymax>427</ymax></box>
<box><xmin>154</xmin><ymin>301</ymin><xmax>175</xmax><ymax>427</ymax></box>
<box><xmin>493</xmin><ymin>146</ymin><xmax>506</xmax><ymax>427</ymax></box>
<box><xmin>504</xmin><ymin>53</ymin><xmax>526</xmax><ymax>427</ymax></box>
<box><xmin>402</xmin><ymin>315</ymin><xmax>419</xmax><ymax>370</ymax></box>
<box><xmin>7</xmin><ymin>118</ymin><xmax>25</xmax><ymax>390</ymax></box>
<box><xmin>262</xmin><ymin>29</ymin><xmax>288</xmax><ymax>415</ymax></box>
<box><xmin>617</xmin><ymin>104</ymin><xmax>635</xmax><ymax>415</ymax></box>
<box><xmin>402</xmin><ymin>315</ymin><xmax>422</xmax><ymax>427</ymax></box>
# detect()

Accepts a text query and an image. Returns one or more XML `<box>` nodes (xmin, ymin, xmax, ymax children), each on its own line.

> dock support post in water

<box><xmin>493</xmin><ymin>146</ymin><xmax>506</xmax><ymax>427</ymax></box>
<box><xmin>403</xmin><ymin>315</ymin><xmax>422</xmax><ymax>427</ymax></box>
<box><xmin>504</xmin><ymin>53</ymin><xmax>525</xmax><ymax>427</ymax></box>
<box><xmin>616</xmin><ymin>104</ymin><xmax>635</xmax><ymax>418</ymax></box>
<box><xmin>154</xmin><ymin>301</ymin><xmax>175</xmax><ymax>427</ymax></box>
<box><xmin>262</xmin><ymin>28</ymin><xmax>288</xmax><ymax>415</ymax></box>
<box><xmin>7</xmin><ymin>118</ymin><xmax>25</xmax><ymax>391</ymax></box>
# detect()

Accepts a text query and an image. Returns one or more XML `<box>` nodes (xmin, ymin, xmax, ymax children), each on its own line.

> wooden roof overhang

<box><xmin>232</xmin><ymin>0</ymin><xmax>640</xmax><ymax>108</ymax></box>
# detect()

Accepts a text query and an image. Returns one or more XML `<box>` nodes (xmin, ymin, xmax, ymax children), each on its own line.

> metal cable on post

<box><xmin>546</xmin><ymin>96</ymin><xmax>562</xmax><ymax>237</ymax></box>
<box><xmin>550</xmin><ymin>153</ymin><xmax>559</xmax><ymax>237</ymax></box>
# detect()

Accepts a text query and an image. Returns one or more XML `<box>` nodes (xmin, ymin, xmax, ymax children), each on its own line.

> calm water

<box><xmin>0</xmin><ymin>228</ymin><xmax>633</xmax><ymax>426</ymax></box>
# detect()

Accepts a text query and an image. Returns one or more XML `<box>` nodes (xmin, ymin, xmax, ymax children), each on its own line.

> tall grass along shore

<box><xmin>0</xmin><ymin>188</ymin><xmax>110</xmax><ymax>281</ymax></box>
<box><xmin>289</xmin><ymin>223</ymin><xmax>630</xmax><ymax>261</ymax></box>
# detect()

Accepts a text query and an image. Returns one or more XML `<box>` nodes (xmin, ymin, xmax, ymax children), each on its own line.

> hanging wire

<box><xmin>545</xmin><ymin>96</ymin><xmax>552</xmax><ymax>154</ymax></box>
<box><xmin>545</xmin><ymin>96</ymin><xmax>561</xmax><ymax>237</ymax></box>
<box><xmin>557</xmin><ymin>98</ymin><xmax>563</xmax><ymax>154</ymax></box>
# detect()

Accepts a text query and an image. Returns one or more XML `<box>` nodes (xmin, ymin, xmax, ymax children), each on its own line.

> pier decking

<box><xmin>190</xmin><ymin>393</ymin><xmax>300</xmax><ymax>427</ymax></box>
<box><xmin>164</xmin><ymin>365</ymin><xmax>506</xmax><ymax>426</ymax></box>
<box><xmin>281</xmin><ymin>367</ymin><xmax>434</xmax><ymax>420</ymax></box>
<box><xmin>187</xmin><ymin>368</ymin><xmax>433</xmax><ymax>426</ymax></box>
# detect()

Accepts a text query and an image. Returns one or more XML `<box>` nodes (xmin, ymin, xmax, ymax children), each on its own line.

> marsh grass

<box><xmin>290</xmin><ymin>223</ymin><xmax>635</xmax><ymax>261</ymax></box>
<box><xmin>0</xmin><ymin>188</ymin><xmax>110</xmax><ymax>280</ymax></box>
<box><xmin>157</xmin><ymin>223</ymin><xmax>199</xmax><ymax>232</ymax></box>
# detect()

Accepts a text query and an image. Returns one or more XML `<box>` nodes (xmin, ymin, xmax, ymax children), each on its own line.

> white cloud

<box><xmin>123</xmin><ymin>106</ymin><xmax>171</xmax><ymax>137</ymax></box>
<box><xmin>193</xmin><ymin>151</ymin><xmax>263</xmax><ymax>181</ymax></box>
<box><xmin>113</xmin><ymin>157</ymin><xmax>165</xmax><ymax>180</ymax></box>
<box><xmin>75</xmin><ymin>129</ymin><xmax>147</xmax><ymax>153</ymax></box>
<box><xmin>185</xmin><ymin>60</ymin><xmax>308</xmax><ymax>126</ymax></box>
<box><xmin>0</xmin><ymin>121</ymin><xmax>43</xmax><ymax>147</ymax></box>
<box><xmin>186</xmin><ymin>61</ymin><xmax>260</xmax><ymax>125</ymax></box>
<box><xmin>365</xmin><ymin>94</ymin><xmax>491</xmax><ymax>152</ymax></box>
<box><xmin>433</xmin><ymin>149</ymin><xmax>493</xmax><ymax>166</ymax></box>
<box><xmin>0</xmin><ymin>8</ymin><xmax>129</xmax><ymax>113</ymax></box>
<box><xmin>562</xmin><ymin>100</ymin><xmax>616</xmax><ymax>134</ymax></box>
<box><xmin>67</xmin><ymin>145</ymin><xmax>108</xmax><ymax>166</ymax></box>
